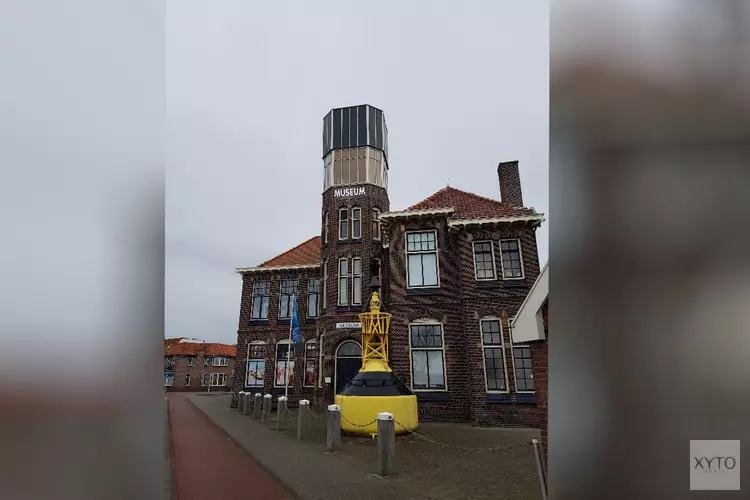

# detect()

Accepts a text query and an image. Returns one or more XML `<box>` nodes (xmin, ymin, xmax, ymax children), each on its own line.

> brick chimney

<box><xmin>497</xmin><ymin>161</ymin><xmax>524</xmax><ymax>207</ymax></box>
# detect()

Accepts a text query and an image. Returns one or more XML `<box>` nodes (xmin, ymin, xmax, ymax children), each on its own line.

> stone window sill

<box><xmin>415</xmin><ymin>391</ymin><xmax>450</xmax><ymax>402</ymax></box>
<box><xmin>405</xmin><ymin>288</ymin><xmax>443</xmax><ymax>297</ymax></box>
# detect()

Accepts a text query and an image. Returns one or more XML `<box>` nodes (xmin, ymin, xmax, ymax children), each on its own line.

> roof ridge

<box><xmin>409</xmin><ymin>185</ymin><xmax>533</xmax><ymax>212</ymax></box>
<box><xmin>259</xmin><ymin>235</ymin><xmax>321</xmax><ymax>267</ymax></box>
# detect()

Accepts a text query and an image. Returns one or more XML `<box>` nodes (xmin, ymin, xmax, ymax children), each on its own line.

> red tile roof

<box><xmin>407</xmin><ymin>186</ymin><xmax>537</xmax><ymax>220</ymax></box>
<box><xmin>164</xmin><ymin>338</ymin><xmax>236</xmax><ymax>357</ymax></box>
<box><xmin>258</xmin><ymin>235</ymin><xmax>321</xmax><ymax>267</ymax></box>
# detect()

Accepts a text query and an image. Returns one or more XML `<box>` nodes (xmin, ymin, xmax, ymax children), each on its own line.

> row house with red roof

<box><xmin>233</xmin><ymin>105</ymin><xmax>545</xmax><ymax>427</ymax></box>
<box><xmin>164</xmin><ymin>338</ymin><xmax>237</xmax><ymax>392</ymax></box>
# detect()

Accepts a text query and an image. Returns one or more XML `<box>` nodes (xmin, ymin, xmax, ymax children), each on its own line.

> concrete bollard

<box><xmin>377</xmin><ymin>412</ymin><xmax>395</xmax><ymax>476</ymax></box>
<box><xmin>276</xmin><ymin>396</ymin><xmax>288</xmax><ymax>430</ymax></box>
<box><xmin>262</xmin><ymin>394</ymin><xmax>272</xmax><ymax>424</ymax></box>
<box><xmin>242</xmin><ymin>392</ymin><xmax>252</xmax><ymax>415</ymax></box>
<box><xmin>238</xmin><ymin>392</ymin><xmax>246</xmax><ymax>413</ymax></box>
<box><xmin>253</xmin><ymin>393</ymin><xmax>262</xmax><ymax>419</ymax></box>
<box><xmin>297</xmin><ymin>399</ymin><xmax>310</xmax><ymax>440</ymax></box>
<box><xmin>326</xmin><ymin>404</ymin><xmax>341</xmax><ymax>452</ymax></box>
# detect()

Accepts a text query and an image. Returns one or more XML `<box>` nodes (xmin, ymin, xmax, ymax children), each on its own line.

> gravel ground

<box><xmin>276</xmin><ymin>406</ymin><xmax>543</xmax><ymax>500</ymax></box>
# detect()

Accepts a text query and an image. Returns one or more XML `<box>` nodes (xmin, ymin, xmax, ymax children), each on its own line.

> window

<box><xmin>372</xmin><ymin>209</ymin><xmax>381</xmax><ymax>240</ymax></box>
<box><xmin>165</xmin><ymin>374</ymin><xmax>174</xmax><ymax>387</ymax></box>
<box><xmin>304</xmin><ymin>341</ymin><xmax>316</xmax><ymax>387</ymax></box>
<box><xmin>210</xmin><ymin>373</ymin><xmax>227</xmax><ymax>386</ymax></box>
<box><xmin>251</xmin><ymin>281</ymin><xmax>271</xmax><ymax>320</ymax></box>
<box><xmin>338</xmin><ymin>258</ymin><xmax>348</xmax><ymax>306</ymax></box>
<box><xmin>323</xmin><ymin>153</ymin><xmax>333</xmax><ymax>190</ymax></box>
<box><xmin>351</xmin><ymin>207</ymin><xmax>361</xmax><ymax>239</ymax></box>
<box><xmin>187</xmin><ymin>357</ymin><xmax>193</xmax><ymax>367</ymax></box>
<box><xmin>246</xmin><ymin>341</ymin><xmax>266</xmax><ymax>387</ymax></box>
<box><xmin>500</xmin><ymin>239</ymin><xmax>524</xmax><ymax>279</ymax></box>
<box><xmin>333</xmin><ymin>147</ymin><xmax>367</xmax><ymax>185</ymax></box>
<box><xmin>213</xmin><ymin>356</ymin><xmax>228</xmax><ymax>367</ymax></box>
<box><xmin>473</xmin><ymin>241</ymin><xmax>497</xmax><ymax>280</ymax></box>
<box><xmin>275</xmin><ymin>341</ymin><xmax>295</xmax><ymax>387</ymax></box>
<box><xmin>323</xmin><ymin>260</ymin><xmax>328</xmax><ymax>309</ymax></box>
<box><xmin>352</xmin><ymin>257</ymin><xmax>362</xmax><ymax>305</ymax></box>
<box><xmin>165</xmin><ymin>357</ymin><xmax>175</xmax><ymax>370</ymax></box>
<box><xmin>324</xmin><ymin>212</ymin><xmax>329</xmax><ymax>244</ymax></box>
<box><xmin>481</xmin><ymin>319</ymin><xmax>508</xmax><ymax>392</ymax></box>
<box><xmin>203</xmin><ymin>357</ymin><xmax>210</xmax><ymax>367</ymax></box>
<box><xmin>409</xmin><ymin>323</ymin><xmax>446</xmax><ymax>390</ymax></box>
<box><xmin>278</xmin><ymin>279</ymin><xmax>298</xmax><ymax>319</ymax></box>
<box><xmin>201</xmin><ymin>373</ymin><xmax>208</xmax><ymax>387</ymax></box>
<box><xmin>185</xmin><ymin>374</ymin><xmax>191</xmax><ymax>387</ymax></box>
<box><xmin>339</xmin><ymin>209</ymin><xmax>349</xmax><ymax>239</ymax></box>
<box><xmin>368</xmin><ymin>148</ymin><xmax>385</xmax><ymax>187</ymax></box>
<box><xmin>307</xmin><ymin>278</ymin><xmax>321</xmax><ymax>318</ymax></box>
<box><xmin>406</xmin><ymin>231</ymin><xmax>439</xmax><ymax>288</ymax></box>
<box><xmin>513</xmin><ymin>345</ymin><xmax>534</xmax><ymax>392</ymax></box>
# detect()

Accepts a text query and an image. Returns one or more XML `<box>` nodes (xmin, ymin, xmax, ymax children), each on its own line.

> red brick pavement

<box><xmin>168</xmin><ymin>394</ymin><xmax>294</xmax><ymax>500</ymax></box>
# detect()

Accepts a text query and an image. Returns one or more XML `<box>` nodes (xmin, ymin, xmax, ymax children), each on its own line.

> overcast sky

<box><xmin>166</xmin><ymin>1</ymin><xmax>549</xmax><ymax>344</ymax></box>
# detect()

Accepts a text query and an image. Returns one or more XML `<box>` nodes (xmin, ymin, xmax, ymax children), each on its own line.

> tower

<box><xmin>318</xmin><ymin>105</ymin><xmax>391</xmax><ymax>406</ymax></box>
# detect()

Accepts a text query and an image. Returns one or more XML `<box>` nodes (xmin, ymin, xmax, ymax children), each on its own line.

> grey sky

<box><xmin>166</xmin><ymin>1</ymin><xmax>549</xmax><ymax>344</ymax></box>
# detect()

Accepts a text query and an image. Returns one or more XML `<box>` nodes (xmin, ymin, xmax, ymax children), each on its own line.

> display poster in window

<box><xmin>246</xmin><ymin>361</ymin><xmax>265</xmax><ymax>386</ymax></box>
<box><xmin>304</xmin><ymin>362</ymin><xmax>315</xmax><ymax>386</ymax></box>
<box><xmin>275</xmin><ymin>361</ymin><xmax>294</xmax><ymax>386</ymax></box>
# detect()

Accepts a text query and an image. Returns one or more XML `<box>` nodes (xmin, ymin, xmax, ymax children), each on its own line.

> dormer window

<box><xmin>213</xmin><ymin>356</ymin><xmax>228</xmax><ymax>367</ymax></box>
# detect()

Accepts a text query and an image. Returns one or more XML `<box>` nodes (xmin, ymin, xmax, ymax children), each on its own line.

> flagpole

<box><xmin>285</xmin><ymin>294</ymin><xmax>294</xmax><ymax>400</ymax></box>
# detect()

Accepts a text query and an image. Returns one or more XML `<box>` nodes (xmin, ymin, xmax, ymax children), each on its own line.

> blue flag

<box><xmin>291</xmin><ymin>295</ymin><xmax>301</xmax><ymax>344</ymax></box>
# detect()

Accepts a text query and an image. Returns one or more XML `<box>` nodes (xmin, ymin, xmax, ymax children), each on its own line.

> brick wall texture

<box><xmin>165</xmin><ymin>354</ymin><xmax>235</xmax><ymax>393</ymax></box>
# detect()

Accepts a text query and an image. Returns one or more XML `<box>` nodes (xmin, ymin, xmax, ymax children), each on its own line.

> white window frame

<box><xmin>213</xmin><ymin>356</ymin><xmax>228</xmax><ymax>367</ymax></box>
<box><xmin>351</xmin><ymin>207</ymin><xmax>362</xmax><ymax>239</ymax></box>
<box><xmin>307</xmin><ymin>278</ymin><xmax>321</xmax><ymax>318</ymax></box>
<box><xmin>250</xmin><ymin>280</ymin><xmax>271</xmax><ymax>320</ymax></box>
<box><xmin>203</xmin><ymin>357</ymin><xmax>210</xmax><ymax>367</ymax></box>
<box><xmin>472</xmin><ymin>240</ymin><xmax>497</xmax><ymax>281</ymax></box>
<box><xmin>303</xmin><ymin>340</ymin><xmax>316</xmax><ymax>387</ymax></box>
<box><xmin>337</xmin><ymin>258</ymin><xmax>348</xmax><ymax>306</ymax></box>
<box><xmin>164</xmin><ymin>373</ymin><xmax>174</xmax><ymax>387</ymax></box>
<box><xmin>480</xmin><ymin>317</ymin><xmax>510</xmax><ymax>394</ymax></box>
<box><xmin>323</xmin><ymin>260</ymin><xmax>328</xmax><ymax>309</ymax></box>
<box><xmin>278</xmin><ymin>279</ymin><xmax>298</xmax><ymax>319</ymax></box>
<box><xmin>201</xmin><ymin>373</ymin><xmax>208</xmax><ymax>387</ymax></box>
<box><xmin>407</xmin><ymin>320</ymin><xmax>448</xmax><ymax>392</ymax></box>
<box><xmin>372</xmin><ymin>208</ymin><xmax>381</xmax><ymax>240</ymax></box>
<box><xmin>274</xmin><ymin>339</ymin><xmax>295</xmax><ymax>388</ymax></box>
<box><xmin>210</xmin><ymin>372</ymin><xmax>227</xmax><ymax>387</ymax></box>
<box><xmin>339</xmin><ymin>208</ymin><xmax>349</xmax><ymax>240</ymax></box>
<box><xmin>499</xmin><ymin>238</ymin><xmax>525</xmax><ymax>280</ymax></box>
<box><xmin>324</xmin><ymin>211</ymin><xmax>329</xmax><ymax>244</ymax></box>
<box><xmin>165</xmin><ymin>356</ymin><xmax>175</xmax><ymax>370</ymax></box>
<box><xmin>509</xmin><ymin>316</ymin><xmax>535</xmax><ymax>393</ymax></box>
<box><xmin>185</xmin><ymin>374</ymin><xmax>191</xmax><ymax>387</ymax></box>
<box><xmin>187</xmin><ymin>357</ymin><xmax>193</xmax><ymax>367</ymax></box>
<box><xmin>245</xmin><ymin>340</ymin><xmax>266</xmax><ymax>388</ymax></box>
<box><xmin>351</xmin><ymin>257</ymin><xmax>362</xmax><ymax>305</ymax></box>
<box><xmin>405</xmin><ymin>230</ymin><xmax>441</xmax><ymax>289</ymax></box>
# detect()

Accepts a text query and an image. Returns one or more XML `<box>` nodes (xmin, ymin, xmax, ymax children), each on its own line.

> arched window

<box><xmin>304</xmin><ymin>340</ymin><xmax>317</xmax><ymax>387</ymax></box>
<box><xmin>336</xmin><ymin>340</ymin><xmax>362</xmax><ymax>358</ymax></box>
<box><xmin>275</xmin><ymin>340</ymin><xmax>295</xmax><ymax>387</ymax></box>
<box><xmin>246</xmin><ymin>341</ymin><xmax>266</xmax><ymax>387</ymax></box>
<box><xmin>408</xmin><ymin>320</ymin><xmax>446</xmax><ymax>390</ymax></box>
<box><xmin>480</xmin><ymin>317</ymin><xmax>508</xmax><ymax>392</ymax></box>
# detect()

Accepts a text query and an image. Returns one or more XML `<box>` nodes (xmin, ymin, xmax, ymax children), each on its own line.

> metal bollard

<box><xmin>377</xmin><ymin>412</ymin><xmax>395</xmax><ymax>476</ymax></box>
<box><xmin>276</xmin><ymin>396</ymin><xmax>288</xmax><ymax>430</ymax></box>
<box><xmin>253</xmin><ymin>393</ymin><xmax>262</xmax><ymax>419</ymax></box>
<box><xmin>532</xmin><ymin>439</ymin><xmax>548</xmax><ymax>500</ymax></box>
<box><xmin>262</xmin><ymin>394</ymin><xmax>272</xmax><ymax>424</ymax></box>
<box><xmin>297</xmin><ymin>399</ymin><xmax>310</xmax><ymax>440</ymax></box>
<box><xmin>242</xmin><ymin>392</ymin><xmax>252</xmax><ymax>415</ymax></box>
<box><xmin>238</xmin><ymin>392</ymin><xmax>246</xmax><ymax>413</ymax></box>
<box><xmin>326</xmin><ymin>404</ymin><xmax>341</xmax><ymax>452</ymax></box>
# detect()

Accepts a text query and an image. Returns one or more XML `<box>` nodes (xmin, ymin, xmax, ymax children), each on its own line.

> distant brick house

<box><xmin>164</xmin><ymin>338</ymin><xmax>236</xmax><ymax>392</ymax></box>
<box><xmin>232</xmin><ymin>105</ymin><xmax>546</xmax><ymax>427</ymax></box>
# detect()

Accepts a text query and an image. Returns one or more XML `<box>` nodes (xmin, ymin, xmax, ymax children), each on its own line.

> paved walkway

<box><xmin>186</xmin><ymin>393</ymin><xmax>436</xmax><ymax>500</ymax></box>
<box><xmin>168</xmin><ymin>394</ymin><xmax>294</xmax><ymax>500</ymax></box>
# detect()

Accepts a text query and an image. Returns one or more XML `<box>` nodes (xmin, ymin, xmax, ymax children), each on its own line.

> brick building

<box><xmin>510</xmin><ymin>263</ymin><xmax>548</xmax><ymax>464</ymax></box>
<box><xmin>164</xmin><ymin>338</ymin><xmax>236</xmax><ymax>392</ymax></box>
<box><xmin>232</xmin><ymin>105</ymin><xmax>546</xmax><ymax>427</ymax></box>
